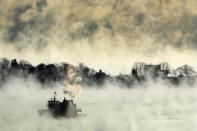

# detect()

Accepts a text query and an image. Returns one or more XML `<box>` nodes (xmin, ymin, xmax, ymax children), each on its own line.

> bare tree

<box><xmin>160</xmin><ymin>62</ymin><xmax>169</xmax><ymax>71</ymax></box>
<box><xmin>176</xmin><ymin>65</ymin><xmax>195</xmax><ymax>76</ymax></box>
<box><xmin>132</xmin><ymin>62</ymin><xmax>147</xmax><ymax>76</ymax></box>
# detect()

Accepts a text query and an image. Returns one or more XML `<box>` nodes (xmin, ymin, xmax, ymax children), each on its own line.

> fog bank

<box><xmin>1</xmin><ymin>78</ymin><xmax>197</xmax><ymax>131</ymax></box>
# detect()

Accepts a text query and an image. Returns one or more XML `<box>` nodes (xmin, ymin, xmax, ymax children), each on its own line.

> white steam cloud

<box><xmin>0</xmin><ymin>0</ymin><xmax>197</xmax><ymax>74</ymax></box>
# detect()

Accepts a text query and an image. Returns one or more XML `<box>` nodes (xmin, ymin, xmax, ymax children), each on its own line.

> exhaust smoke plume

<box><xmin>62</xmin><ymin>65</ymin><xmax>82</xmax><ymax>98</ymax></box>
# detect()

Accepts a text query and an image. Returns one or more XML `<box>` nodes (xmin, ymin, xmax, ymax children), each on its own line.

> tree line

<box><xmin>0</xmin><ymin>58</ymin><xmax>196</xmax><ymax>88</ymax></box>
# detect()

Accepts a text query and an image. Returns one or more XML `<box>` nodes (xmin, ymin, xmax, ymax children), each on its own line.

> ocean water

<box><xmin>0</xmin><ymin>79</ymin><xmax>197</xmax><ymax>131</ymax></box>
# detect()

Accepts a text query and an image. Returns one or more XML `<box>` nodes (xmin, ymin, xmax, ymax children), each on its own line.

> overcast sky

<box><xmin>0</xmin><ymin>0</ymin><xmax>197</xmax><ymax>74</ymax></box>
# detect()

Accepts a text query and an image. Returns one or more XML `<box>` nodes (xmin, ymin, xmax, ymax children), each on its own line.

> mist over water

<box><xmin>1</xmin><ymin>78</ymin><xmax>197</xmax><ymax>131</ymax></box>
